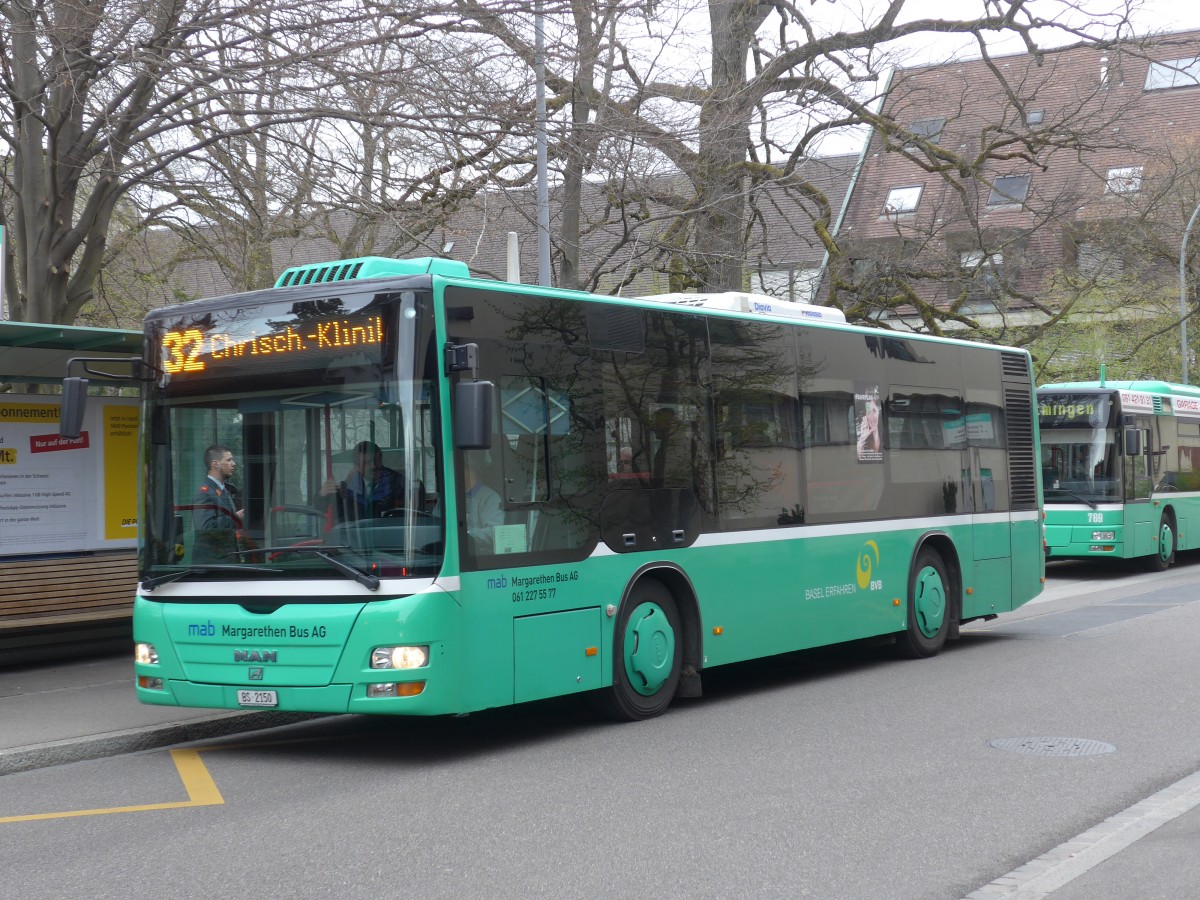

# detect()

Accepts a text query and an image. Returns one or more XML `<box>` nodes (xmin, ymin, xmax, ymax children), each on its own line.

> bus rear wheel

<box><xmin>601</xmin><ymin>580</ymin><xmax>682</xmax><ymax>721</ymax></box>
<box><xmin>896</xmin><ymin>547</ymin><xmax>951</xmax><ymax>659</ymax></box>
<box><xmin>1143</xmin><ymin>513</ymin><xmax>1176</xmax><ymax>572</ymax></box>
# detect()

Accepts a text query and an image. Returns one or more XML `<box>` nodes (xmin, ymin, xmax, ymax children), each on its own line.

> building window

<box><xmin>1105</xmin><ymin>165</ymin><xmax>1143</xmax><ymax>194</ymax></box>
<box><xmin>960</xmin><ymin>250</ymin><xmax>1003</xmax><ymax>301</ymax></box>
<box><xmin>850</xmin><ymin>258</ymin><xmax>877</xmax><ymax>281</ymax></box>
<box><xmin>882</xmin><ymin>185</ymin><xmax>924</xmax><ymax>218</ymax></box>
<box><xmin>1076</xmin><ymin>241</ymin><xmax>1124</xmax><ymax>280</ymax></box>
<box><xmin>750</xmin><ymin>267</ymin><xmax>822</xmax><ymax>304</ymax></box>
<box><xmin>1145</xmin><ymin>56</ymin><xmax>1200</xmax><ymax>91</ymax></box>
<box><xmin>907</xmin><ymin>117</ymin><xmax>946</xmax><ymax>144</ymax></box>
<box><xmin>987</xmin><ymin>174</ymin><xmax>1031</xmax><ymax>207</ymax></box>
<box><xmin>1026</xmin><ymin>109</ymin><xmax>1044</xmax><ymax>125</ymax></box>
<box><xmin>960</xmin><ymin>250</ymin><xmax>1002</xmax><ymax>272</ymax></box>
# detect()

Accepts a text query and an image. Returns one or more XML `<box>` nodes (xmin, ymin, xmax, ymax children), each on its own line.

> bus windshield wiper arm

<box><xmin>1046</xmin><ymin>487</ymin><xmax>1098</xmax><ymax>509</ymax></box>
<box><xmin>233</xmin><ymin>545</ymin><xmax>380</xmax><ymax>591</ymax></box>
<box><xmin>143</xmin><ymin>564</ymin><xmax>285</xmax><ymax>591</ymax></box>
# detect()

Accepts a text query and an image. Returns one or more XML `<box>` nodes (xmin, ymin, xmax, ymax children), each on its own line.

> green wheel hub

<box><xmin>1159</xmin><ymin>521</ymin><xmax>1174</xmax><ymax>563</ymax></box>
<box><xmin>622</xmin><ymin>602</ymin><xmax>676</xmax><ymax>696</ymax></box>
<box><xmin>912</xmin><ymin>565</ymin><xmax>947</xmax><ymax>639</ymax></box>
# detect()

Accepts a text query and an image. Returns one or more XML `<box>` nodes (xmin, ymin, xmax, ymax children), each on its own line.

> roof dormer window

<box><xmin>907</xmin><ymin>117</ymin><xmax>946</xmax><ymax>144</ymax></box>
<box><xmin>1145</xmin><ymin>56</ymin><xmax>1200</xmax><ymax>90</ymax></box>
<box><xmin>882</xmin><ymin>185</ymin><xmax>924</xmax><ymax>218</ymax></box>
<box><xmin>1105</xmin><ymin>165</ymin><xmax>1143</xmax><ymax>194</ymax></box>
<box><xmin>987</xmin><ymin>174</ymin><xmax>1031</xmax><ymax>207</ymax></box>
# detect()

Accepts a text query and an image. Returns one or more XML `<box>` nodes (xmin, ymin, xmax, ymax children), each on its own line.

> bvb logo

<box><xmin>856</xmin><ymin>540</ymin><xmax>880</xmax><ymax>590</ymax></box>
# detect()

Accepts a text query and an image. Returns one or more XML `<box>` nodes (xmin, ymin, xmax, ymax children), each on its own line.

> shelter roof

<box><xmin>0</xmin><ymin>321</ymin><xmax>143</xmax><ymax>385</ymax></box>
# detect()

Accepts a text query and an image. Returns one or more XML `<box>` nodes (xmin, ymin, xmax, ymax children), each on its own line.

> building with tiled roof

<box><xmin>89</xmin><ymin>154</ymin><xmax>857</xmax><ymax>329</ymax></box>
<box><xmin>832</xmin><ymin>29</ymin><xmax>1200</xmax><ymax>345</ymax></box>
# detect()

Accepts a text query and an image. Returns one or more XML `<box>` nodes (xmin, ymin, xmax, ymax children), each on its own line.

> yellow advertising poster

<box><xmin>0</xmin><ymin>396</ymin><xmax>138</xmax><ymax>555</ymax></box>
<box><xmin>103</xmin><ymin>404</ymin><xmax>140</xmax><ymax>540</ymax></box>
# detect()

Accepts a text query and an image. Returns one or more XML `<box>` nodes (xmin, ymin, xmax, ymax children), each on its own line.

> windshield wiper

<box><xmin>1045</xmin><ymin>486</ymin><xmax>1098</xmax><ymax>509</ymax></box>
<box><xmin>142</xmin><ymin>564</ymin><xmax>285</xmax><ymax>591</ymax></box>
<box><xmin>232</xmin><ymin>545</ymin><xmax>380</xmax><ymax>591</ymax></box>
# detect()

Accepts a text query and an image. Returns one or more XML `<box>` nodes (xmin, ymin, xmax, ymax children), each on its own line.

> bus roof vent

<box><xmin>638</xmin><ymin>291</ymin><xmax>846</xmax><ymax>323</ymax></box>
<box><xmin>1001</xmin><ymin>351</ymin><xmax>1030</xmax><ymax>380</ymax></box>
<box><xmin>274</xmin><ymin>256</ymin><xmax>469</xmax><ymax>288</ymax></box>
<box><xmin>1153</xmin><ymin>395</ymin><xmax>1165</xmax><ymax>414</ymax></box>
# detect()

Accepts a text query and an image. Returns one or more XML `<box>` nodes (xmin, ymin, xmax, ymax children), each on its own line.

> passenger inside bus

<box><xmin>464</xmin><ymin>456</ymin><xmax>505</xmax><ymax>549</ymax></box>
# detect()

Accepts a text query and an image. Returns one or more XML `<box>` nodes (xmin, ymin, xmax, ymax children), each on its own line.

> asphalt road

<box><xmin>5</xmin><ymin>554</ymin><xmax>1200</xmax><ymax>899</ymax></box>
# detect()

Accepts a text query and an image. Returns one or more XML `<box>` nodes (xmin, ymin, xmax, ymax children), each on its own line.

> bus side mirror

<box><xmin>454</xmin><ymin>380</ymin><xmax>494</xmax><ymax>450</ymax></box>
<box><xmin>60</xmin><ymin>377</ymin><xmax>89</xmax><ymax>438</ymax></box>
<box><xmin>1124</xmin><ymin>429</ymin><xmax>1142</xmax><ymax>457</ymax></box>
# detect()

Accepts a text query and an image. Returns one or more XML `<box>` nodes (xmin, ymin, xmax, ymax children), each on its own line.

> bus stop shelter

<box><xmin>0</xmin><ymin>320</ymin><xmax>143</xmax><ymax>386</ymax></box>
<box><xmin>1</xmin><ymin>321</ymin><xmax>144</xmax><ymax>663</ymax></box>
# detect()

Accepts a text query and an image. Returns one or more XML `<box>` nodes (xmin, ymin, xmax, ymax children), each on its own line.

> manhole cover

<box><xmin>988</xmin><ymin>737</ymin><xmax>1116</xmax><ymax>757</ymax></box>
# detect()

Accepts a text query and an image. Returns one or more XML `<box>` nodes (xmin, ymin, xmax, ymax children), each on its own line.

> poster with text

<box><xmin>854</xmin><ymin>383</ymin><xmax>883</xmax><ymax>463</ymax></box>
<box><xmin>0</xmin><ymin>396</ymin><xmax>139</xmax><ymax>556</ymax></box>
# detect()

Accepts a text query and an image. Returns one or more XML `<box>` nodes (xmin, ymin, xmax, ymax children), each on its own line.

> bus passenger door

<box><xmin>1124</xmin><ymin>420</ymin><xmax>1155</xmax><ymax>556</ymax></box>
<box><xmin>965</xmin><ymin>404</ymin><xmax>1012</xmax><ymax>617</ymax></box>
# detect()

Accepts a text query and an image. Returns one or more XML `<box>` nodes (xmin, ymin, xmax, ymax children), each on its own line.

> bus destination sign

<box><xmin>1037</xmin><ymin>393</ymin><xmax>1112</xmax><ymax>428</ymax></box>
<box><xmin>161</xmin><ymin>312</ymin><xmax>385</xmax><ymax>376</ymax></box>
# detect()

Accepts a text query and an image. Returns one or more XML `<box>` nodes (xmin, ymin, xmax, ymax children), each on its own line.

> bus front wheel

<box><xmin>602</xmin><ymin>580</ymin><xmax>682</xmax><ymax>721</ymax></box>
<box><xmin>896</xmin><ymin>547</ymin><xmax>951</xmax><ymax>659</ymax></box>
<box><xmin>1144</xmin><ymin>513</ymin><xmax>1176</xmax><ymax>572</ymax></box>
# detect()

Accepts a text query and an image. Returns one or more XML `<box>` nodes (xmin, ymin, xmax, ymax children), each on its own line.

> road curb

<box><xmin>0</xmin><ymin>711</ymin><xmax>325</xmax><ymax>776</ymax></box>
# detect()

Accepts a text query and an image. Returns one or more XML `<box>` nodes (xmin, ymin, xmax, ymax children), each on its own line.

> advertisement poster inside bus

<box><xmin>855</xmin><ymin>383</ymin><xmax>883</xmax><ymax>463</ymax></box>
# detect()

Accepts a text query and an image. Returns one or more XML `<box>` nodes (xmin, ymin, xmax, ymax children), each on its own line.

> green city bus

<box><xmin>102</xmin><ymin>256</ymin><xmax>1043</xmax><ymax>720</ymax></box>
<box><xmin>1038</xmin><ymin>378</ymin><xmax>1200</xmax><ymax>570</ymax></box>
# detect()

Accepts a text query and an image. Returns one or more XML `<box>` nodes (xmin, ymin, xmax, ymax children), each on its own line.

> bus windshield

<box><xmin>140</xmin><ymin>286</ymin><xmax>443</xmax><ymax>588</ymax></box>
<box><xmin>1040</xmin><ymin>427</ymin><xmax>1120</xmax><ymax>503</ymax></box>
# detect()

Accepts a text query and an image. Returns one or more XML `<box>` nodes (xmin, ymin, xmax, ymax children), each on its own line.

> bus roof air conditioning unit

<box><xmin>275</xmin><ymin>256</ymin><xmax>470</xmax><ymax>288</ymax></box>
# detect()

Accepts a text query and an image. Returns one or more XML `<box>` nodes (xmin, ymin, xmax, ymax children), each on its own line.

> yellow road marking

<box><xmin>0</xmin><ymin>749</ymin><xmax>224</xmax><ymax>824</ymax></box>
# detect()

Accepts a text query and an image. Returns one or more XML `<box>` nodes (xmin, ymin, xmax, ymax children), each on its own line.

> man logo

<box><xmin>233</xmin><ymin>649</ymin><xmax>277</xmax><ymax>663</ymax></box>
<box><xmin>248</xmin><ymin>668</ymin><xmax>264</xmax><ymax>681</ymax></box>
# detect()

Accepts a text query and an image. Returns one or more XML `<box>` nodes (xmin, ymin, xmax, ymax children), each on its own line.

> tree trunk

<box><xmin>692</xmin><ymin>0</ymin><xmax>768</xmax><ymax>292</ymax></box>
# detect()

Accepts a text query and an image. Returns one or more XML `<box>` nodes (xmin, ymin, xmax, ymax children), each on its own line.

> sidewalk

<box><xmin>0</xmin><ymin>651</ymin><xmax>320</xmax><ymax>776</ymax></box>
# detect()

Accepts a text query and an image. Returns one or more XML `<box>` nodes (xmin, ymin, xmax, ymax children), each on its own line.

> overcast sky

<box><xmin>1130</xmin><ymin>0</ymin><xmax>1200</xmax><ymax>31</ymax></box>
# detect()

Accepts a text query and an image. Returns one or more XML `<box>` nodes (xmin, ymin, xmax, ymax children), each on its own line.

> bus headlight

<box><xmin>135</xmin><ymin>643</ymin><xmax>159</xmax><ymax>665</ymax></box>
<box><xmin>371</xmin><ymin>646</ymin><xmax>429</xmax><ymax>670</ymax></box>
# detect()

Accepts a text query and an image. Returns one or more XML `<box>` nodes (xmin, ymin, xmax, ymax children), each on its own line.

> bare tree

<box><xmin>0</xmin><ymin>0</ymin><xmax>455</xmax><ymax>324</ymax></box>
<box><xmin>1</xmin><ymin>0</ymin><xmax>1146</xmax><ymax>333</ymax></box>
